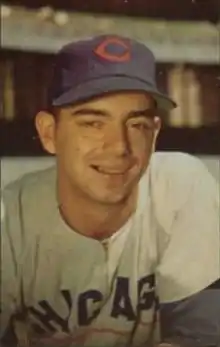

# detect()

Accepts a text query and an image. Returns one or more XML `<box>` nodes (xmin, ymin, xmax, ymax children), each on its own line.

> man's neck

<box><xmin>57</xmin><ymin>179</ymin><xmax>137</xmax><ymax>240</ymax></box>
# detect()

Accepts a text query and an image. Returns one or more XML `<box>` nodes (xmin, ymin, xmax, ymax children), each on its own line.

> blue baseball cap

<box><xmin>49</xmin><ymin>34</ymin><xmax>176</xmax><ymax>110</ymax></box>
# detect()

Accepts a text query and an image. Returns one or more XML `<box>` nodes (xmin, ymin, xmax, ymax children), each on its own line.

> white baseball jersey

<box><xmin>1</xmin><ymin>152</ymin><xmax>219</xmax><ymax>347</ymax></box>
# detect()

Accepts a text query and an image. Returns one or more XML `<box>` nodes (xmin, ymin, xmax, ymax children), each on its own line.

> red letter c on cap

<box><xmin>94</xmin><ymin>38</ymin><xmax>131</xmax><ymax>62</ymax></box>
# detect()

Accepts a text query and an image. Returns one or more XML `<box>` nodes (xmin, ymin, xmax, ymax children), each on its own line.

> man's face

<box><xmin>37</xmin><ymin>92</ymin><xmax>161</xmax><ymax>205</ymax></box>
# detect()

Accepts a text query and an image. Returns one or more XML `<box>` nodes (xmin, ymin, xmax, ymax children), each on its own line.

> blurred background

<box><xmin>0</xmin><ymin>0</ymin><xmax>220</xmax><ymax>166</ymax></box>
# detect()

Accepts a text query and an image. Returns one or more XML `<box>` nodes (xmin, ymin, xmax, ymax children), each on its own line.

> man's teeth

<box><xmin>93</xmin><ymin>166</ymin><xmax>124</xmax><ymax>174</ymax></box>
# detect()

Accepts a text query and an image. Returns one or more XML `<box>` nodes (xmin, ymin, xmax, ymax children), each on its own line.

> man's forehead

<box><xmin>63</xmin><ymin>95</ymin><xmax>157</xmax><ymax>122</ymax></box>
<box><xmin>69</xmin><ymin>92</ymin><xmax>155</xmax><ymax>111</ymax></box>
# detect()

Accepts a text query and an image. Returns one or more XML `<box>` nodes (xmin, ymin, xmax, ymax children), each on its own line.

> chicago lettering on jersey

<box><xmin>28</xmin><ymin>274</ymin><xmax>156</xmax><ymax>334</ymax></box>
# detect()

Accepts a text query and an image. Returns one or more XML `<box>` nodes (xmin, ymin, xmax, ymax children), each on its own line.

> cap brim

<box><xmin>52</xmin><ymin>76</ymin><xmax>177</xmax><ymax>110</ymax></box>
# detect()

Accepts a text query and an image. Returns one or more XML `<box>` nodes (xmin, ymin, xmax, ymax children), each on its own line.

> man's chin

<box><xmin>89</xmin><ymin>189</ymin><xmax>131</xmax><ymax>206</ymax></box>
<box><xmin>94</xmin><ymin>194</ymin><xmax>128</xmax><ymax>206</ymax></box>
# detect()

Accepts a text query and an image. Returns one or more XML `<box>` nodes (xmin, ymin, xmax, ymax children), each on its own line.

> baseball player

<box><xmin>1</xmin><ymin>35</ymin><xmax>219</xmax><ymax>347</ymax></box>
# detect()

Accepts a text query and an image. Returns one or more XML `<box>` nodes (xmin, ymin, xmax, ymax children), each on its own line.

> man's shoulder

<box><xmin>151</xmin><ymin>151</ymin><xmax>205</xmax><ymax>175</ymax></box>
<box><xmin>2</xmin><ymin>165</ymin><xmax>56</xmax><ymax>201</ymax></box>
<box><xmin>149</xmin><ymin>151</ymin><xmax>213</xmax><ymax>213</ymax></box>
<box><xmin>150</xmin><ymin>151</ymin><xmax>210</xmax><ymax>186</ymax></box>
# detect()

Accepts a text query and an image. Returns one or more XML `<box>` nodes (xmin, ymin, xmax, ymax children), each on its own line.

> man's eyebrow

<box><xmin>71</xmin><ymin>107</ymin><xmax>156</xmax><ymax>118</ymax></box>
<box><xmin>128</xmin><ymin>108</ymin><xmax>156</xmax><ymax>119</ymax></box>
<box><xmin>71</xmin><ymin>108</ymin><xmax>110</xmax><ymax>117</ymax></box>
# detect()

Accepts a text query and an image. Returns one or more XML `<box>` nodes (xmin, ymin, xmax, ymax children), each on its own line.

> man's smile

<box><xmin>91</xmin><ymin>165</ymin><xmax>128</xmax><ymax>175</ymax></box>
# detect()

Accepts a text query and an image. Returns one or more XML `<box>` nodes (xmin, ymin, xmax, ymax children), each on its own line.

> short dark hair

<box><xmin>46</xmin><ymin>105</ymin><xmax>60</xmax><ymax>120</ymax></box>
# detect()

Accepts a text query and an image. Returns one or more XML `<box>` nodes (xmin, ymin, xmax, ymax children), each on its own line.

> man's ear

<box><xmin>154</xmin><ymin>116</ymin><xmax>162</xmax><ymax>139</ymax></box>
<box><xmin>152</xmin><ymin>116</ymin><xmax>162</xmax><ymax>152</ymax></box>
<box><xmin>35</xmin><ymin>111</ymin><xmax>56</xmax><ymax>154</ymax></box>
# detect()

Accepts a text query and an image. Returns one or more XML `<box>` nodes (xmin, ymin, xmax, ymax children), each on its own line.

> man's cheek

<box><xmin>78</xmin><ymin>137</ymin><xmax>102</xmax><ymax>154</ymax></box>
<box><xmin>137</xmin><ymin>151</ymin><xmax>151</xmax><ymax>170</ymax></box>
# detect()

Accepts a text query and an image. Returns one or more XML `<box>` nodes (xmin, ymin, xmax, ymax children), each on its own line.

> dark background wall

<box><xmin>1</xmin><ymin>0</ymin><xmax>220</xmax><ymax>156</ymax></box>
<box><xmin>2</xmin><ymin>0</ymin><xmax>220</xmax><ymax>22</ymax></box>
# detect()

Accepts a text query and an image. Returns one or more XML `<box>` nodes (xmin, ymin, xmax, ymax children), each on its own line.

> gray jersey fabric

<box><xmin>1</xmin><ymin>152</ymin><xmax>219</xmax><ymax>346</ymax></box>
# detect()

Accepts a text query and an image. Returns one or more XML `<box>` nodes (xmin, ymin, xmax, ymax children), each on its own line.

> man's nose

<box><xmin>105</xmin><ymin>126</ymin><xmax>130</xmax><ymax>157</ymax></box>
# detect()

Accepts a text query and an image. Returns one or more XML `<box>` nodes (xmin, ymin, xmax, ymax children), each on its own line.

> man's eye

<box><xmin>80</xmin><ymin>121</ymin><xmax>103</xmax><ymax>129</ymax></box>
<box><xmin>130</xmin><ymin>123</ymin><xmax>150</xmax><ymax>130</ymax></box>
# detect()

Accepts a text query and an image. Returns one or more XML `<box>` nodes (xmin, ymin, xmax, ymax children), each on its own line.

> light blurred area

<box><xmin>0</xmin><ymin>1</ymin><xmax>220</xmax><ymax>156</ymax></box>
<box><xmin>1</xmin><ymin>155</ymin><xmax>219</xmax><ymax>188</ymax></box>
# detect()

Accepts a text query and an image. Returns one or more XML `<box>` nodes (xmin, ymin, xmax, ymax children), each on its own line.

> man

<box><xmin>0</xmin><ymin>35</ymin><xmax>219</xmax><ymax>347</ymax></box>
